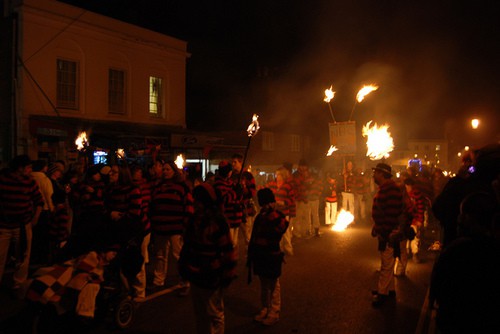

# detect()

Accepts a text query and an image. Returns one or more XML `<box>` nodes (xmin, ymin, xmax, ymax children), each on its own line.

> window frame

<box><xmin>108</xmin><ymin>68</ymin><xmax>127</xmax><ymax>115</ymax></box>
<box><xmin>149</xmin><ymin>76</ymin><xmax>164</xmax><ymax>117</ymax></box>
<box><xmin>56</xmin><ymin>58</ymin><xmax>79</xmax><ymax>110</ymax></box>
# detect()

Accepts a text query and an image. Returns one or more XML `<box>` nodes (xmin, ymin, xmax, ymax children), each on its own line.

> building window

<box><xmin>56</xmin><ymin>59</ymin><xmax>78</xmax><ymax>109</ymax></box>
<box><xmin>149</xmin><ymin>76</ymin><xmax>163</xmax><ymax>116</ymax></box>
<box><xmin>291</xmin><ymin>134</ymin><xmax>300</xmax><ymax>152</ymax></box>
<box><xmin>108</xmin><ymin>69</ymin><xmax>126</xmax><ymax>114</ymax></box>
<box><xmin>262</xmin><ymin>131</ymin><xmax>275</xmax><ymax>151</ymax></box>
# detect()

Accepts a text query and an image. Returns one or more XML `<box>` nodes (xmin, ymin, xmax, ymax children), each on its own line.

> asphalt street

<box><xmin>1</xmin><ymin>222</ymin><xmax>438</xmax><ymax>334</ymax></box>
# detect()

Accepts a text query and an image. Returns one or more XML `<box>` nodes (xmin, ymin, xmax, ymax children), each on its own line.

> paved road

<box><xmin>1</xmin><ymin>223</ymin><xmax>437</xmax><ymax>333</ymax></box>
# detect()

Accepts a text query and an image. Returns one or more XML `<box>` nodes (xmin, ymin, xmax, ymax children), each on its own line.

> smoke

<box><xmin>239</xmin><ymin>0</ymin><xmax>469</xmax><ymax>150</ymax></box>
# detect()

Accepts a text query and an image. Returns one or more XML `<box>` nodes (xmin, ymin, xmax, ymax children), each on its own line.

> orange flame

<box><xmin>175</xmin><ymin>154</ymin><xmax>185</xmax><ymax>169</ymax></box>
<box><xmin>75</xmin><ymin>131</ymin><xmax>88</xmax><ymax>151</ymax></box>
<box><xmin>326</xmin><ymin>145</ymin><xmax>338</xmax><ymax>156</ymax></box>
<box><xmin>247</xmin><ymin>114</ymin><xmax>260</xmax><ymax>137</ymax></box>
<box><xmin>356</xmin><ymin>84</ymin><xmax>379</xmax><ymax>103</ymax></box>
<box><xmin>331</xmin><ymin>209</ymin><xmax>354</xmax><ymax>231</ymax></box>
<box><xmin>362</xmin><ymin>121</ymin><xmax>394</xmax><ymax>160</ymax></box>
<box><xmin>323</xmin><ymin>85</ymin><xmax>335</xmax><ymax>103</ymax></box>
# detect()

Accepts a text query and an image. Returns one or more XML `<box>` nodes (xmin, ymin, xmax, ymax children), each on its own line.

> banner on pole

<box><xmin>329</xmin><ymin>121</ymin><xmax>357</xmax><ymax>155</ymax></box>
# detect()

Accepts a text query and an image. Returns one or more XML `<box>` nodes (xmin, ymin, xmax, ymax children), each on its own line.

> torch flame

<box><xmin>175</xmin><ymin>154</ymin><xmax>185</xmax><ymax>170</ymax></box>
<box><xmin>75</xmin><ymin>131</ymin><xmax>88</xmax><ymax>151</ymax></box>
<box><xmin>323</xmin><ymin>85</ymin><xmax>335</xmax><ymax>103</ymax></box>
<box><xmin>331</xmin><ymin>209</ymin><xmax>354</xmax><ymax>231</ymax></box>
<box><xmin>326</xmin><ymin>145</ymin><xmax>338</xmax><ymax>156</ymax></box>
<box><xmin>356</xmin><ymin>84</ymin><xmax>379</xmax><ymax>103</ymax></box>
<box><xmin>362</xmin><ymin>121</ymin><xmax>394</xmax><ymax>160</ymax></box>
<box><xmin>246</xmin><ymin>114</ymin><xmax>260</xmax><ymax>137</ymax></box>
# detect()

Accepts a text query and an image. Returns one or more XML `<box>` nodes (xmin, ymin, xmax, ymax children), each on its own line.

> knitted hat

<box><xmin>257</xmin><ymin>188</ymin><xmax>276</xmax><ymax>207</ymax></box>
<box><xmin>47</xmin><ymin>163</ymin><xmax>63</xmax><ymax>176</ymax></box>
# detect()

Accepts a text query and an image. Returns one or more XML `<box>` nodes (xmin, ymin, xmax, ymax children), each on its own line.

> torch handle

<box><xmin>348</xmin><ymin>101</ymin><xmax>358</xmax><ymax>122</ymax></box>
<box><xmin>327</xmin><ymin>103</ymin><xmax>336</xmax><ymax>123</ymax></box>
<box><xmin>239</xmin><ymin>136</ymin><xmax>253</xmax><ymax>185</ymax></box>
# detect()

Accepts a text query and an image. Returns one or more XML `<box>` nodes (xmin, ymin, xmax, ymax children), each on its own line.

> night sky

<box><xmin>59</xmin><ymin>0</ymin><xmax>500</xmax><ymax>149</ymax></box>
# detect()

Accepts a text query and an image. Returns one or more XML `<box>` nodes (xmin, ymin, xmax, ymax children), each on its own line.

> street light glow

<box><xmin>471</xmin><ymin>118</ymin><xmax>479</xmax><ymax>129</ymax></box>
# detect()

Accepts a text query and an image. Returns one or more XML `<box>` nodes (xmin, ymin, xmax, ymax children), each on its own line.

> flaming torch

<box><xmin>75</xmin><ymin>131</ymin><xmax>89</xmax><ymax>151</ymax></box>
<box><xmin>362</xmin><ymin>120</ymin><xmax>394</xmax><ymax>160</ymax></box>
<box><xmin>239</xmin><ymin>114</ymin><xmax>260</xmax><ymax>184</ymax></box>
<box><xmin>349</xmin><ymin>84</ymin><xmax>379</xmax><ymax>121</ymax></box>
<box><xmin>326</xmin><ymin>145</ymin><xmax>338</xmax><ymax>156</ymax></box>
<box><xmin>323</xmin><ymin>85</ymin><xmax>336</xmax><ymax>122</ymax></box>
<box><xmin>331</xmin><ymin>209</ymin><xmax>354</xmax><ymax>231</ymax></box>
<box><xmin>175</xmin><ymin>154</ymin><xmax>185</xmax><ymax>170</ymax></box>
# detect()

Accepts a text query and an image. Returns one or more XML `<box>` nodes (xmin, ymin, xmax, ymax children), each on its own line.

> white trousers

<box><xmin>341</xmin><ymin>192</ymin><xmax>355</xmax><ymax>214</ymax></box>
<box><xmin>325</xmin><ymin>202</ymin><xmax>338</xmax><ymax>225</ymax></box>
<box><xmin>153</xmin><ymin>234</ymin><xmax>182</xmax><ymax>286</ymax></box>
<box><xmin>191</xmin><ymin>284</ymin><xmax>225</xmax><ymax>334</ymax></box>
<box><xmin>378</xmin><ymin>244</ymin><xmax>395</xmax><ymax>295</ymax></box>
<box><xmin>259</xmin><ymin>277</ymin><xmax>281</xmax><ymax>316</ymax></box>
<box><xmin>0</xmin><ymin>224</ymin><xmax>32</xmax><ymax>288</ymax></box>
<box><xmin>133</xmin><ymin>233</ymin><xmax>150</xmax><ymax>298</ymax></box>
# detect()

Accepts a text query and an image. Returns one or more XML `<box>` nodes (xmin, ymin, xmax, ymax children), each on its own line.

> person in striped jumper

<box><xmin>104</xmin><ymin>164</ymin><xmax>143</xmax><ymax>297</ymax></box>
<box><xmin>73</xmin><ymin>165</ymin><xmax>107</xmax><ymax>255</ymax></box>
<box><xmin>248</xmin><ymin>188</ymin><xmax>289</xmax><ymax>326</ymax></box>
<box><xmin>178</xmin><ymin>183</ymin><xmax>237</xmax><ymax>334</ymax></box>
<box><xmin>307</xmin><ymin>171</ymin><xmax>324</xmax><ymax>237</ymax></box>
<box><xmin>213</xmin><ymin>160</ymin><xmax>244</xmax><ymax>249</ymax></box>
<box><xmin>266</xmin><ymin>167</ymin><xmax>295</xmax><ymax>255</ymax></box>
<box><xmin>403</xmin><ymin>177</ymin><xmax>426</xmax><ymax>264</ymax></box>
<box><xmin>0</xmin><ymin>155</ymin><xmax>44</xmax><ymax>291</ymax></box>
<box><xmin>370</xmin><ymin>163</ymin><xmax>403</xmax><ymax>307</ymax></box>
<box><xmin>131</xmin><ymin>164</ymin><xmax>152</xmax><ymax>299</ymax></box>
<box><xmin>231</xmin><ymin>153</ymin><xmax>257</xmax><ymax>247</ymax></box>
<box><xmin>324</xmin><ymin>172</ymin><xmax>338</xmax><ymax>226</ymax></box>
<box><xmin>150</xmin><ymin>161</ymin><xmax>194</xmax><ymax>293</ymax></box>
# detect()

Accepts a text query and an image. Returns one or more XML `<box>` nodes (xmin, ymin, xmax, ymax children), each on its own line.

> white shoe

<box><xmin>254</xmin><ymin>308</ymin><xmax>268</xmax><ymax>322</ymax></box>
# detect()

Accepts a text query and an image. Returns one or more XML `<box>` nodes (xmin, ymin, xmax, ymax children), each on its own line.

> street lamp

<box><xmin>471</xmin><ymin>118</ymin><xmax>479</xmax><ymax>129</ymax></box>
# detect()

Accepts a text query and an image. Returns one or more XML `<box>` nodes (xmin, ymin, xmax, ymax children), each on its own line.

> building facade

<box><xmin>1</xmin><ymin>0</ymin><xmax>188</xmax><ymax>163</ymax></box>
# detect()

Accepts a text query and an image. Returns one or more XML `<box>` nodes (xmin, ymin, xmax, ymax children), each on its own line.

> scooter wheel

<box><xmin>114</xmin><ymin>298</ymin><xmax>135</xmax><ymax>329</ymax></box>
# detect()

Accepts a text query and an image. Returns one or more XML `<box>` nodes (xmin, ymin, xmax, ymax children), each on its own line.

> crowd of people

<box><xmin>369</xmin><ymin>144</ymin><xmax>500</xmax><ymax>334</ymax></box>
<box><xmin>1</xmin><ymin>143</ymin><xmax>498</xmax><ymax>333</ymax></box>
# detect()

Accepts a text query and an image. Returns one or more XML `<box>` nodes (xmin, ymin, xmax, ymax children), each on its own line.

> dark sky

<box><xmin>60</xmin><ymin>0</ymin><xmax>500</xmax><ymax>148</ymax></box>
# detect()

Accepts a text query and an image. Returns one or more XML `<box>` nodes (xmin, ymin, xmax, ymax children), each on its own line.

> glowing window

<box><xmin>149</xmin><ymin>76</ymin><xmax>163</xmax><ymax>116</ymax></box>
